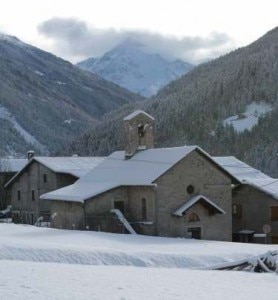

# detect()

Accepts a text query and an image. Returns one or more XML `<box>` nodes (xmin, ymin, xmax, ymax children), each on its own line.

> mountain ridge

<box><xmin>77</xmin><ymin>39</ymin><xmax>194</xmax><ymax>97</ymax></box>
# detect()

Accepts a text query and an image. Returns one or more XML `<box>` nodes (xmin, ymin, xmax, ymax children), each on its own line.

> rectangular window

<box><xmin>43</xmin><ymin>174</ymin><xmax>47</xmax><ymax>183</ymax></box>
<box><xmin>114</xmin><ymin>201</ymin><xmax>124</xmax><ymax>214</ymax></box>
<box><xmin>232</xmin><ymin>204</ymin><xmax>242</xmax><ymax>219</ymax></box>
<box><xmin>32</xmin><ymin>190</ymin><xmax>35</xmax><ymax>201</ymax></box>
<box><xmin>271</xmin><ymin>207</ymin><xmax>278</xmax><ymax>221</ymax></box>
<box><xmin>17</xmin><ymin>190</ymin><xmax>21</xmax><ymax>201</ymax></box>
<box><xmin>142</xmin><ymin>198</ymin><xmax>147</xmax><ymax>220</ymax></box>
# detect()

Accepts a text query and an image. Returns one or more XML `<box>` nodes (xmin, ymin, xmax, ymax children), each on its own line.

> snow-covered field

<box><xmin>0</xmin><ymin>224</ymin><xmax>277</xmax><ymax>299</ymax></box>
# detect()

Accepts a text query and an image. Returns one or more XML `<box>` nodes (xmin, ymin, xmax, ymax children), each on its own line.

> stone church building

<box><xmin>41</xmin><ymin>110</ymin><xmax>238</xmax><ymax>241</ymax></box>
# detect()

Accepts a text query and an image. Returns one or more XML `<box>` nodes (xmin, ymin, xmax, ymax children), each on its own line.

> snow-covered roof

<box><xmin>0</xmin><ymin>159</ymin><xmax>28</xmax><ymax>173</ymax></box>
<box><xmin>213</xmin><ymin>156</ymin><xmax>270</xmax><ymax>182</ymax></box>
<box><xmin>5</xmin><ymin>157</ymin><xmax>104</xmax><ymax>188</ymax></box>
<box><xmin>34</xmin><ymin>157</ymin><xmax>104</xmax><ymax>178</ymax></box>
<box><xmin>173</xmin><ymin>195</ymin><xmax>226</xmax><ymax>216</ymax></box>
<box><xmin>123</xmin><ymin>110</ymin><xmax>155</xmax><ymax>121</ymax></box>
<box><xmin>41</xmin><ymin>146</ymin><xmax>235</xmax><ymax>203</ymax></box>
<box><xmin>213</xmin><ymin>156</ymin><xmax>278</xmax><ymax>200</ymax></box>
<box><xmin>244</xmin><ymin>178</ymin><xmax>278</xmax><ymax>200</ymax></box>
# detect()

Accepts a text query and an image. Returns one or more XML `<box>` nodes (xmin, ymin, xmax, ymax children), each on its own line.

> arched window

<box><xmin>187</xmin><ymin>185</ymin><xmax>195</xmax><ymax>194</ymax></box>
<box><xmin>188</xmin><ymin>212</ymin><xmax>200</xmax><ymax>222</ymax></box>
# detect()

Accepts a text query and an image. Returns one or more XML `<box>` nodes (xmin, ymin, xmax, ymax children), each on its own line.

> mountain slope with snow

<box><xmin>77</xmin><ymin>40</ymin><xmax>194</xmax><ymax>97</ymax></box>
<box><xmin>0</xmin><ymin>33</ymin><xmax>143</xmax><ymax>155</ymax></box>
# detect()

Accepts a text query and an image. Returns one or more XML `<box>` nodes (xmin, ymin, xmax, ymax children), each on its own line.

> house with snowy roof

<box><xmin>214</xmin><ymin>156</ymin><xmax>278</xmax><ymax>244</ymax></box>
<box><xmin>41</xmin><ymin>110</ymin><xmax>238</xmax><ymax>241</ymax></box>
<box><xmin>0</xmin><ymin>157</ymin><xmax>28</xmax><ymax>210</ymax></box>
<box><xmin>5</xmin><ymin>153</ymin><xmax>104</xmax><ymax>225</ymax></box>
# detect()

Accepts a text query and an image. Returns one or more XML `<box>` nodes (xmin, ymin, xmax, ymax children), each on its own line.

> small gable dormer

<box><xmin>123</xmin><ymin>110</ymin><xmax>155</xmax><ymax>158</ymax></box>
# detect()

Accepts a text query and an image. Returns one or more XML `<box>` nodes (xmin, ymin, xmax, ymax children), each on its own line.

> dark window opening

<box><xmin>30</xmin><ymin>213</ymin><xmax>34</xmax><ymax>225</ymax></box>
<box><xmin>188</xmin><ymin>212</ymin><xmax>200</xmax><ymax>222</ymax></box>
<box><xmin>32</xmin><ymin>190</ymin><xmax>35</xmax><ymax>201</ymax></box>
<box><xmin>232</xmin><ymin>204</ymin><xmax>242</xmax><ymax>219</ymax></box>
<box><xmin>271</xmin><ymin>207</ymin><xmax>278</xmax><ymax>221</ymax></box>
<box><xmin>138</xmin><ymin>125</ymin><xmax>145</xmax><ymax>137</ymax></box>
<box><xmin>142</xmin><ymin>198</ymin><xmax>147</xmax><ymax>220</ymax></box>
<box><xmin>43</xmin><ymin>174</ymin><xmax>48</xmax><ymax>183</ymax></box>
<box><xmin>114</xmin><ymin>201</ymin><xmax>124</xmax><ymax>214</ymax></box>
<box><xmin>187</xmin><ymin>185</ymin><xmax>195</xmax><ymax>194</ymax></box>
<box><xmin>187</xmin><ymin>227</ymin><xmax>201</xmax><ymax>239</ymax></box>
<box><xmin>17</xmin><ymin>190</ymin><xmax>21</xmax><ymax>201</ymax></box>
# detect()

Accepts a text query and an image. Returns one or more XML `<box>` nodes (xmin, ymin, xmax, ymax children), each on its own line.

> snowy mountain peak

<box><xmin>77</xmin><ymin>39</ymin><xmax>194</xmax><ymax>97</ymax></box>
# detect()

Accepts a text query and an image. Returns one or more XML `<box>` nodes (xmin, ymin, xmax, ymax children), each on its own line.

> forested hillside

<box><xmin>66</xmin><ymin>27</ymin><xmax>278</xmax><ymax>176</ymax></box>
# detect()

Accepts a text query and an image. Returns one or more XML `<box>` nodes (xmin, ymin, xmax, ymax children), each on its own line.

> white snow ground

<box><xmin>0</xmin><ymin>224</ymin><xmax>277</xmax><ymax>299</ymax></box>
<box><xmin>223</xmin><ymin>102</ymin><xmax>273</xmax><ymax>133</ymax></box>
<box><xmin>1</xmin><ymin>261</ymin><xmax>277</xmax><ymax>300</ymax></box>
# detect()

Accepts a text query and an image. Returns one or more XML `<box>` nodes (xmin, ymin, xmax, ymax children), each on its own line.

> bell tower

<box><xmin>123</xmin><ymin>110</ymin><xmax>155</xmax><ymax>158</ymax></box>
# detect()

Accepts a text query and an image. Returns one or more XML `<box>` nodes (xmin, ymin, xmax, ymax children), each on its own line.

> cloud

<box><xmin>38</xmin><ymin>17</ymin><xmax>235</xmax><ymax>63</ymax></box>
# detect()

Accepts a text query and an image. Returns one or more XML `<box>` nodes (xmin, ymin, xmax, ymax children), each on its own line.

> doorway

<box><xmin>187</xmin><ymin>227</ymin><xmax>201</xmax><ymax>239</ymax></box>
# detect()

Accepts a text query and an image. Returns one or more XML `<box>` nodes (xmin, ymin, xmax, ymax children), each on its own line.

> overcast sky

<box><xmin>0</xmin><ymin>0</ymin><xmax>277</xmax><ymax>63</ymax></box>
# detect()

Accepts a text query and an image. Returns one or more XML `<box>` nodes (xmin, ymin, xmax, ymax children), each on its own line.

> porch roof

<box><xmin>173</xmin><ymin>195</ymin><xmax>226</xmax><ymax>216</ymax></box>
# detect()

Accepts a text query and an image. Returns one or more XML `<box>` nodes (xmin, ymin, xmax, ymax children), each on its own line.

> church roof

<box><xmin>41</xmin><ymin>146</ymin><xmax>236</xmax><ymax>203</ymax></box>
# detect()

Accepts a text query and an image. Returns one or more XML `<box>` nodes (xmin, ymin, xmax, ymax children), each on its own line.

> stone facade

<box><xmin>154</xmin><ymin>150</ymin><xmax>232</xmax><ymax>241</ymax></box>
<box><xmin>10</xmin><ymin>161</ymin><xmax>76</xmax><ymax>224</ymax></box>
<box><xmin>232</xmin><ymin>185</ymin><xmax>278</xmax><ymax>244</ymax></box>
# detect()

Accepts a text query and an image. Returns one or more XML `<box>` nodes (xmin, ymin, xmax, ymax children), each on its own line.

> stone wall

<box><xmin>84</xmin><ymin>187</ymin><xmax>129</xmax><ymax>232</ymax></box>
<box><xmin>127</xmin><ymin>186</ymin><xmax>156</xmax><ymax>235</ymax></box>
<box><xmin>51</xmin><ymin>201</ymin><xmax>84</xmax><ymax>230</ymax></box>
<box><xmin>11</xmin><ymin>161</ymin><xmax>77</xmax><ymax>224</ymax></box>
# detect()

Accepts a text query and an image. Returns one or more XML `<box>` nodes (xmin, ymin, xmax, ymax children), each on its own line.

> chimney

<box><xmin>27</xmin><ymin>150</ymin><xmax>35</xmax><ymax>160</ymax></box>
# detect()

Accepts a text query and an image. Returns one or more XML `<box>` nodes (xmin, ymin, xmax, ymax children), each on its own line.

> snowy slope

<box><xmin>77</xmin><ymin>39</ymin><xmax>194</xmax><ymax>97</ymax></box>
<box><xmin>1</xmin><ymin>224</ymin><xmax>278</xmax><ymax>300</ymax></box>
<box><xmin>0</xmin><ymin>224</ymin><xmax>278</xmax><ymax>300</ymax></box>
<box><xmin>223</xmin><ymin>102</ymin><xmax>273</xmax><ymax>133</ymax></box>
<box><xmin>1</xmin><ymin>224</ymin><xmax>277</xmax><ymax>268</ymax></box>
<box><xmin>0</xmin><ymin>105</ymin><xmax>48</xmax><ymax>153</ymax></box>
